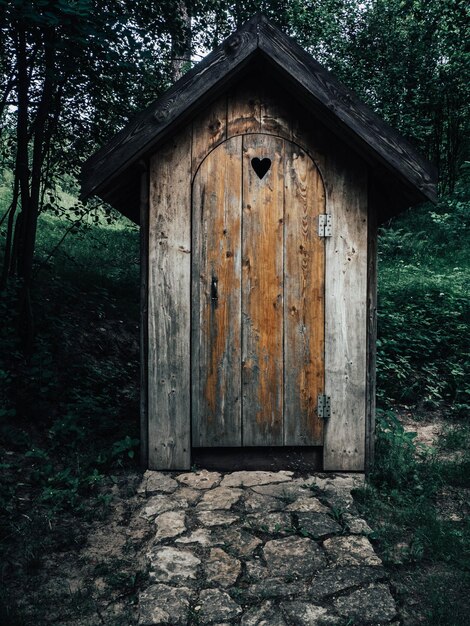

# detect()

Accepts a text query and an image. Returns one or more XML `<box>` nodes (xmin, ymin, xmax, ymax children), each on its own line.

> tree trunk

<box><xmin>12</xmin><ymin>24</ymin><xmax>56</xmax><ymax>352</ymax></box>
<box><xmin>170</xmin><ymin>1</ymin><xmax>191</xmax><ymax>82</ymax></box>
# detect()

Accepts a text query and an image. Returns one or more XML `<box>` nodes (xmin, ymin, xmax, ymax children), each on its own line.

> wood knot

<box><xmin>225</xmin><ymin>34</ymin><xmax>241</xmax><ymax>55</ymax></box>
<box><xmin>154</xmin><ymin>107</ymin><xmax>170</xmax><ymax>123</ymax></box>
<box><xmin>209</xmin><ymin>120</ymin><xmax>221</xmax><ymax>133</ymax></box>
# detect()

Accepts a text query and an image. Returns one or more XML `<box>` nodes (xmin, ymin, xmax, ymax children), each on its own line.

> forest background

<box><xmin>0</xmin><ymin>1</ymin><xmax>469</xmax><ymax>624</ymax></box>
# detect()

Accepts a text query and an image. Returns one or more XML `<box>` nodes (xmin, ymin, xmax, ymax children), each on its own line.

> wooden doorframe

<box><xmin>190</xmin><ymin>132</ymin><xmax>326</xmax><ymax>449</ymax></box>
<box><xmin>146</xmin><ymin>88</ymin><xmax>369</xmax><ymax>471</ymax></box>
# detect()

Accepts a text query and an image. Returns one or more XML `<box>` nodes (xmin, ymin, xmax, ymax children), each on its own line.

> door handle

<box><xmin>211</xmin><ymin>276</ymin><xmax>218</xmax><ymax>308</ymax></box>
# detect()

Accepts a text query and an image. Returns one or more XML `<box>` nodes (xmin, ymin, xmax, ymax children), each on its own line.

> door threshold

<box><xmin>191</xmin><ymin>446</ymin><xmax>323</xmax><ymax>472</ymax></box>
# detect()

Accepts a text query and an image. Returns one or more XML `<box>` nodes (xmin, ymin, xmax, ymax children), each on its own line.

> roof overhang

<box><xmin>81</xmin><ymin>14</ymin><xmax>437</xmax><ymax>221</ymax></box>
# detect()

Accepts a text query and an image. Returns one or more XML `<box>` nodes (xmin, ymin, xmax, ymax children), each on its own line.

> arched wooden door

<box><xmin>191</xmin><ymin>134</ymin><xmax>325</xmax><ymax>448</ymax></box>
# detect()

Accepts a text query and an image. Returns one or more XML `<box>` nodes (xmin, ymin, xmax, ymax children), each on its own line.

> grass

<box><xmin>354</xmin><ymin>175</ymin><xmax>470</xmax><ymax>625</ymax></box>
<box><xmin>0</xmin><ymin>197</ymin><xmax>142</xmax><ymax>623</ymax></box>
<box><xmin>0</xmin><ymin>170</ymin><xmax>469</xmax><ymax>623</ymax></box>
<box><xmin>354</xmin><ymin>412</ymin><xmax>470</xmax><ymax>624</ymax></box>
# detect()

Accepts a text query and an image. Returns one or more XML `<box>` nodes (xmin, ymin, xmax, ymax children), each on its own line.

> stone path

<box><xmin>136</xmin><ymin>471</ymin><xmax>398</xmax><ymax>625</ymax></box>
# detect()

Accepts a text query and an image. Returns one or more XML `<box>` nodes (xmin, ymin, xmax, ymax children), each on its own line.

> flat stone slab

<box><xmin>264</xmin><ymin>536</ymin><xmax>327</xmax><ymax>577</ymax></box>
<box><xmin>333</xmin><ymin>583</ymin><xmax>397</xmax><ymax>623</ymax></box>
<box><xmin>323</xmin><ymin>535</ymin><xmax>382</xmax><ymax>567</ymax></box>
<box><xmin>343</xmin><ymin>512</ymin><xmax>373</xmax><ymax>534</ymax></box>
<box><xmin>155</xmin><ymin>510</ymin><xmax>186</xmax><ymax>540</ymax></box>
<box><xmin>221</xmin><ymin>470</ymin><xmax>293</xmax><ymax>488</ymax></box>
<box><xmin>243</xmin><ymin>578</ymin><xmax>307</xmax><ymax>600</ymax></box>
<box><xmin>136</xmin><ymin>471</ymin><xmax>396</xmax><ymax>626</ymax></box>
<box><xmin>197</xmin><ymin>486</ymin><xmax>243</xmax><ymax>510</ymax></box>
<box><xmin>251</xmin><ymin>479</ymin><xmax>312</xmax><ymax>500</ymax></box>
<box><xmin>296</xmin><ymin>512</ymin><xmax>342</xmax><ymax>538</ymax></box>
<box><xmin>286</xmin><ymin>497</ymin><xmax>329</xmax><ymax>513</ymax></box>
<box><xmin>243</xmin><ymin>511</ymin><xmax>293</xmax><ymax>535</ymax></box>
<box><xmin>176</xmin><ymin>470</ymin><xmax>221</xmax><ymax>490</ymax></box>
<box><xmin>141</xmin><ymin>494</ymin><xmax>188</xmax><ymax>519</ymax></box>
<box><xmin>138</xmin><ymin>584</ymin><xmax>192</xmax><ymax>625</ymax></box>
<box><xmin>241</xmin><ymin>601</ymin><xmax>287</xmax><ymax>626</ymax></box>
<box><xmin>176</xmin><ymin>486</ymin><xmax>202</xmax><ymax>504</ymax></box>
<box><xmin>206</xmin><ymin>548</ymin><xmax>241</xmax><ymax>587</ymax></box>
<box><xmin>196</xmin><ymin>510</ymin><xmax>239</xmax><ymax>527</ymax></box>
<box><xmin>244</xmin><ymin>491</ymin><xmax>287</xmax><ymax>512</ymax></box>
<box><xmin>281</xmin><ymin>601</ymin><xmax>338</xmax><ymax>626</ymax></box>
<box><xmin>175</xmin><ymin>528</ymin><xmax>214</xmax><ymax>546</ymax></box>
<box><xmin>309</xmin><ymin>566</ymin><xmax>387</xmax><ymax>600</ymax></box>
<box><xmin>147</xmin><ymin>546</ymin><xmax>201</xmax><ymax>583</ymax></box>
<box><xmin>213</xmin><ymin>527</ymin><xmax>262</xmax><ymax>557</ymax></box>
<box><xmin>199</xmin><ymin>588</ymin><xmax>242</xmax><ymax>622</ymax></box>
<box><xmin>144</xmin><ymin>471</ymin><xmax>179</xmax><ymax>495</ymax></box>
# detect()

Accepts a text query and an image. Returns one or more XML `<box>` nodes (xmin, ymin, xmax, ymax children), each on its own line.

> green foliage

<box><xmin>357</xmin><ymin>172</ymin><xmax>470</xmax><ymax>622</ymax></box>
<box><xmin>0</xmin><ymin>209</ymin><xmax>140</xmax><ymax>609</ymax></box>
<box><xmin>357</xmin><ymin>411</ymin><xmax>470</xmax><ymax>564</ymax></box>
<box><xmin>423</xmin><ymin>572</ymin><xmax>470</xmax><ymax>626</ymax></box>
<box><xmin>371</xmin><ymin>409</ymin><xmax>422</xmax><ymax>490</ymax></box>
<box><xmin>376</xmin><ymin>179</ymin><xmax>469</xmax><ymax>413</ymax></box>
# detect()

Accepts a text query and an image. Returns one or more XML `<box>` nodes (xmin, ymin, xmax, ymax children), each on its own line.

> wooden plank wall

<box><xmin>139</xmin><ymin>165</ymin><xmax>149</xmax><ymax>467</ymax></box>
<box><xmin>146</xmin><ymin>76</ymin><xmax>370</xmax><ymax>471</ymax></box>
<box><xmin>322</xmin><ymin>154</ymin><xmax>368</xmax><ymax>471</ymax></box>
<box><xmin>365</xmin><ymin>182</ymin><xmax>379</xmax><ymax>473</ymax></box>
<box><xmin>147</xmin><ymin>133</ymin><xmax>192</xmax><ymax>470</ymax></box>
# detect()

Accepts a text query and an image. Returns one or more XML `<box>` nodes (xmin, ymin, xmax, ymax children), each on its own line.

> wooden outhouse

<box><xmin>81</xmin><ymin>15</ymin><xmax>437</xmax><ymax>472</ymax></box>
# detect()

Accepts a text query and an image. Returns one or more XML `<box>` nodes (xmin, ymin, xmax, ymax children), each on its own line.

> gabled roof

<box><xmin>81</xmin><ymin>13</ymin><xmax>437</xmax><ymax>218</ymax></box>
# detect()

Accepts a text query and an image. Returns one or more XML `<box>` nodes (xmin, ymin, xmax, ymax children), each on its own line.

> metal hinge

<box><xmin>318</xmin><ymin>214</ymin><xmax>332</xmax><ymax>237</ymax></box>
<box><xmin>317</xmin><ymin>394</ymin><xmax>331</xmax><ymax>420</ymax></box>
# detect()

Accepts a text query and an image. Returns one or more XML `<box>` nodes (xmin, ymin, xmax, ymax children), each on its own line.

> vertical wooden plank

<box><xmin>290</xmin><ymin>103</ymin><xmax>329</xmax><ymax>181</ymax></box>
<box><xmin>323</xmin><ymin>153</ymin><xmax>368</xmax><ymax>471</ymax></box>
<box><xmin>365</xmin><ymin>181</ymin><xmax>378</xmax><ymax>473</ymax></box>
<box><xmin>242</xmin><ymin>134</ymin><xmax>284</xmax><ymax>446</ymax></box>
<box><xmin>139</xmin><ymin>164</ymin><xmax>149</xmax><ymax>467</ymax></box>
<box><xmin>227</xmin><ymin>76</ymin><xmax>261</xmax><ymax>136</ymax></box>
<box><xmin>191</xmin><ymin>95</ymin><xmax>227</xmax><ymax>177</ymax></box>
<box><xmin>192</xmin><ymin>136</ymin><xmax>243</xmax><ymax>447</ymax></box>
<box><xmin>283</xmin><ymin>145</ymin><xmax>325</xmax><ymax>446</ymax></box>
<box><xmin>148</xmin><ymin>131</ymin><xmax>191</xmax><ymax>470</ymax></box>
<box><xmin>260</xmin><ymin>82</ymin><xmax>292</xmax><ymax>140</ymax></box>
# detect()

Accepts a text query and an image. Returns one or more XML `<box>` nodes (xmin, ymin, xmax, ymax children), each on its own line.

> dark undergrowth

<box><xmin>0</xmin><ymin>169</ymin><xmax>469</xmax><ymax>624</ymax></box>
<box><xmin>354</xmin><ymin>170</ymin><xmax>470</xmax><ymax>626</ymax></box>
<box><xmin>0</xmin><ymin>205</ymin><xmax>141</xmax><ymax>624</ymax></box>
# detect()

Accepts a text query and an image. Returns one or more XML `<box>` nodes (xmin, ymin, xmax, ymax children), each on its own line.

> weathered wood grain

<box><xmin>283</xmin><ymin>143</ymin><xmax>325</xmax><ymax>446</ymax></box>
<box><xmin>323</xmin><ymin>151</ymin><xmax>368</xmax><ymax>472</ymax></box>
<box><xmin>366</xmin><ymin>182</ymin><xmax>378</xmax><ymax>473</ymax></box>
<box><xmin>257</xmin><ymin>17</ymin><xmax>436</xmax><ymax>203</ymax></box>
<box><xmin>260</xmin><ymin>81</ymin><xmax>292</xmax><ymax>139</ymax></box>
<box><xmin>191</xmin><ymin>95</ymin><xmax>227</xmax><ymax>177</ymax></box>
<box><xmin>82</xmin><ymin>14</ymin><xmax>436</xmax><ymax>212</ymax></box>
<box><xmin>192</xmin><ymin>136</ymin><xmax>243</xmax><ymax>447</ymax></box>
<box><xmin>141</xmin><ymin>63</ymin><xmax>388</xmax><ymax>470</ymax></box>
<box><xmin>148</xmin><ymin>132</ymin><xmax>191</xmax><ymax>470</ymax></box>
<box><xmin>227</xmin><ymin>76</ymin><xmax>261</xmax><ymax>136</ymax></box>
<box><xmin>139</xmin><ymin>165</ymin><xmax>149</xmax><ymax>467</ymax></box>
<box><xmin>242</xmin><ymin>134</ymin><xmax>284</xmax><ymax>446</ymax></box>
<box><xmin>81</xmin><ymin>16</ymin><xmax>259</xmax><ymax>199</ymax></box>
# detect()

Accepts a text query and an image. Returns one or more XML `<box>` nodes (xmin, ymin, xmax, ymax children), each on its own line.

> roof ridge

<box><xmin>81</xmin><ymin>14</ymin><xmax>436</xmax><ymax>210</ymax></box>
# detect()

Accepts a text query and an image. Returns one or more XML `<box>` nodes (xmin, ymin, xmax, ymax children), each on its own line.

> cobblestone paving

<box><xmin>137</xmin><ymin>471</ymin><xmax>398</xmax><ymax>625</ymax></box>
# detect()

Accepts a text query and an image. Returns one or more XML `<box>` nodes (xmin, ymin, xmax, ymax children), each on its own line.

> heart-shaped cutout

<box><xmin>251</xmin><ymin>157</ymin><xmax>271</xmax><ymax>179</ymax></box>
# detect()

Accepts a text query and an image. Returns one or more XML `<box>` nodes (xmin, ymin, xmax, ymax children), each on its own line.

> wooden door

<box><xmin>192</xmin><ymin>134</ymin><xmax>325</xmax><ymax>447</ymax></box>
